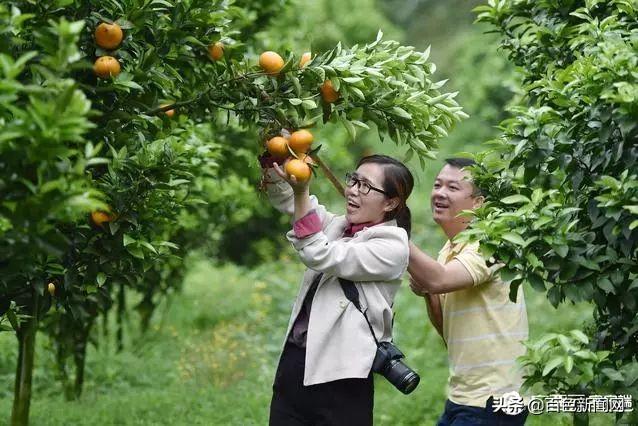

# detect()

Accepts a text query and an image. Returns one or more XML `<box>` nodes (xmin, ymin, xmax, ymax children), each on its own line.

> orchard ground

<box><xmin>0</xmin><ymin>236</ymin><xmax>610</xmax><ymax>425</ymax></box>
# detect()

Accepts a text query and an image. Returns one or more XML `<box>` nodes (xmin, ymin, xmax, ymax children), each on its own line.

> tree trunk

<box><xmin>73</xmin><ymin>322</ymin><xmax>92</xmax><ymax>399</ymax></box>
<box><xmin>116</xmin><ymin>283</ymin><xmax>125</xmax><ymax>352</ymax></box>
<box><xmin>55</xmin><ymin>339</ymin><xmax>73</xmax><ymax>401</ymax></box>
<box><xmin>10</xmin><ymin>292</ymin><xmax>39</xmax><ymax>426</ymax></box>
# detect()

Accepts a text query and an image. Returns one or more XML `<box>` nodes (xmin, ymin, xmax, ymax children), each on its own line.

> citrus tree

<box><xmin>461</xmin><ymin>0</ymin><xmax>637</xmax><ymax>423</ymax></box>
<box><xmin>0</xmin><ymin>0</ymin><xmax>467</xmax><ymax>425</ymax></box>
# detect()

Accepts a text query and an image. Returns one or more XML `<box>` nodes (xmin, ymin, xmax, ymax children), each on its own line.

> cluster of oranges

<box><xmin>93</xmin><ymin>22</ymin><xmax>123</xmax><ymax>79</ymax></box>
<box><xmin>256</xmin><ymin>50</ymin><xmax>340</xmax><ymax>104</ymax></box>
<box><xmin>255</xmin><ymin>50</ymin><xmax>342</xmax><ymax>183</ymax></box>
<box><xmin>266</xmin><ymin>129</ymin><xmax>316</xmax><ymax>182</ymax></box>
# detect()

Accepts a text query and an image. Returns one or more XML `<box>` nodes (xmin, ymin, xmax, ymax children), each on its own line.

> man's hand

<box><xmin>409</xmin><ymin>276</ymin><xmax>428</xmax><ymax>297</ymax></box>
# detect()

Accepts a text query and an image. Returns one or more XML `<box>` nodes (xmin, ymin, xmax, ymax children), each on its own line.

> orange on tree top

<box><xmin>299</xmin><ymin>52</ymin><xmax>312</xmax><ymax>68</ymax></box>
<box><xmin>209</xmin><ymin>42</ymin><xmax>224</xmax><ymax>61</ymax></box>
<box><xmin>95</xmin><ymin>22</ymin><xmax>123</xmax><ymax>50</ymax></box>
<box><xmin>288</xmin><ymin>129</ymin><xmax>314</xmax><ymax>153</ymax></box>
<box><xmin>93</xmin><ymin>56</ymin><xmax>121</xmax><ymax>78</ymax></box>
<box><xmin>285</xmin><ymin>158</ymin><xmax>311</xmax><ymax>182</ymax></box>
<box><xmin>320</xmin><ymin>80</ymin><xmax>339</xmax><ymax>103</ymax></box>
<box><xmin>259</xmin><ymin>51</ymin><xmax>285</xmax><ymax>75</ymax></box>
<box><xmin>266</xmin><ymin>136</ymin><xmax>289</xmax><ymax>158</ymax></box>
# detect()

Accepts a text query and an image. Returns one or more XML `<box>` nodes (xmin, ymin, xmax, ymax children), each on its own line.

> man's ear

<box><xmin>384</xmin><ymin>197</ymin><xmax>400</xmax><ymax>212</ymax></box>
<box><xmin>472</xmin><ymin>195</ymin><xmax>485</xmax><ymax>209</ymax></box>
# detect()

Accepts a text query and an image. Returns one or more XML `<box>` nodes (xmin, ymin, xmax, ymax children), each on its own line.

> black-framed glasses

<box><xmin>345</xmin><ymin>172</ymin><xmax>388</xmax><ymax>196</ymax></box>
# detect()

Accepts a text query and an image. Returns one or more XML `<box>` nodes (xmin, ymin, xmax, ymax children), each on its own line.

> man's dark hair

<box><xmin>444</xmin><ymin>157</ymin><xmax>477</xmax><ymax>169</ymax></box>
<box><xmin>443</xmin><ymin>157</ymin><xmax>483</xmax><ymax>197</ymax></box>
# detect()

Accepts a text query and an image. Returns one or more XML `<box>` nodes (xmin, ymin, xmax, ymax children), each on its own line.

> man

<box><xmin>409</xmin><ymin>158</ymin><xmax>529</xmax><ymax>425</ymax></box>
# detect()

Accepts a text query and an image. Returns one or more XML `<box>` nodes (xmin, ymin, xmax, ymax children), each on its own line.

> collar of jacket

<box><xmin>342</xmin><ymin>219</ymin><xmax>397</xmax><ymax>238</ymax></box>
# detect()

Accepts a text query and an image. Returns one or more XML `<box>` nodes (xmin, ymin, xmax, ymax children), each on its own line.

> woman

<box><xmin>262</xmin><ymin>153</ymin><xmax>414</xmax><ymax>425</ymax></box>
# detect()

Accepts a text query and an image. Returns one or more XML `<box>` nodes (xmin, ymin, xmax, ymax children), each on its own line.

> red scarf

<box><xmin>342</xmin><ymin>221</ymin><xmax>383</xmax><ymax>238</ymax></box>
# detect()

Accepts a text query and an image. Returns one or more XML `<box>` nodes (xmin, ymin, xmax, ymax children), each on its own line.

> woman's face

<box><xmin>345</xmin><ymin>163</ymin><xmax>399</xmax><ymax>224</ymax></box>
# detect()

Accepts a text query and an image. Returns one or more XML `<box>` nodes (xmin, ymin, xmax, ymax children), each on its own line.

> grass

<box><xmin>1</xmin><ymin>245</ymin><xmax>611</xmax><ymax>425</ymax></box>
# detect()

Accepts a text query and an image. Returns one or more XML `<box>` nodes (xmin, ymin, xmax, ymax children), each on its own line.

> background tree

<box><xmin>462</xmin><ymin>1</ymin><xmax>638</xmax><ymax>424</ymax></box>
<box><xmin>0</xmin><ymin>0</ymin><xmax>465</xmax><ymax>424</ymax></box>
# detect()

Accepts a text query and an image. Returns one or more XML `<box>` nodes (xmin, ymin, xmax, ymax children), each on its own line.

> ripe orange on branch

<box><xmin>299</xmin><ymin>52</ymin><xmax>312</xmax><ymax>68</ymax></box>
<box><xmin>285</xmin><ymin>158</ymin><xmax>312</xmax><ymax>182</ymax></box>
<box><xmin>95</xmin><ymin>22</ymin><xmax>123</xmax><ymax>50</ymax></box>
<box><xmin>90</xmin><ymin>210</ymin><xmax>115</xmax><ymax>227</ymax></box>
<box><xmin>161</xmin><ymin>103</ymin><xmax>175</xmax><ymax>118</ymax></box>
<box><xmin>259</xmin><ymin>51</ymin><xmax>285</xmax><ymax>75</ymax></box>
<box><xmin>266</xmin><ymin>136</ymin><xmax>289</xmax><ymax>158</ymax></box>
<box><xmin>208</xmin><ymin>42</ymin><xmax>224</xmax><ymax>61</ymax></box>
<box><xmin>320</xmin><ymin>80</ymin><xmax>339</xmax><ymax>103</ymax></box>
<box><xmin>93</xmin><ymin>56</ymin><xmax>121</xmax><ymax>78</ymax></box>
<box><xmin>288</xmin><ymin>129</ymin><xmax>314</xmax><ymax>153</ymax></box>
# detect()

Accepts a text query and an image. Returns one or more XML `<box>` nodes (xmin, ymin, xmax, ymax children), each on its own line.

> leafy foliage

<box><xmin>0</xmin><ymin>0</ymin><xmax>466</xmax><ymax>423</ymax></box>
<box><xmin>461</xmin><ymin>0</ymin><xmax>638</xmax><ymax>417</ymax></box>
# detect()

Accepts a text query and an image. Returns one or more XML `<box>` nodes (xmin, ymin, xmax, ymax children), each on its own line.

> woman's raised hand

<box><xmin>273</xmin><ymin>161</ymin><xmax>311</xmax><ymax>194</ymax></box>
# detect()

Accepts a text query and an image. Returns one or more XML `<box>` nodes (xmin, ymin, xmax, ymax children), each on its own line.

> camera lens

<box><xmin>385</xmin><ymin>359</ymin><xmax>421</xmax><ymax>394</ymax></box>
<box><xmin>399</xmin><ymin>371</ymin><xmax>420</xmax><ymax>394</ymax></box>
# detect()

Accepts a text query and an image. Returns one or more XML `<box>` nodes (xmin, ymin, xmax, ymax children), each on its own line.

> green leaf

<box><xmin>542</xmin><ymin>356</ymin><xmax>564</xmax><ymax>376</ymax></box>
<box><xmin>597</xmin><ymin>278</ymin><xmax>615</xmax><ymax>294</ymax></box>
<box><xmin>602</xmin><ymin>368</ymin><xmax>624</xmax><ymax>382</ymax></box>
<box><xmin>139</xmin><ymin>241</ymin><xmax>158</xmax><ymax>254</ymax></box>
<box><xmin>302</xmin><ymin>99</ymin><xmax>317</xmax><ymax>110</ymax></box>
<box><xmin>501</xmin><ymin>195</ymin><xmax>531</xmax><ymax>205</ymax></box>
<box><xmin>123</xmin><ymin>234</ymin><xmax>136</xmax><ymax>246</ymax></box>
<box><xmin>502</xmin><ymin>232</ymin><xmax>526</xmax><ymax>246</ymax></box>
<box><xmin>391</xmin><ymin>107</ymin><xmax>412</xmax><ymax>120</ymax></box>
<box><xmin>570</xmin><ymin>330</ymin><xmax>589</xmax><ymax>344</ymax></box>
<box><xmin>96</xmin><ymin>272</ymin><xmax>106</xmax><ymax>287</ymax></box>
<box><xmin>342</xmin><ymin>119</ymin><xmax>356</xmax><ymax>142</ymax></box>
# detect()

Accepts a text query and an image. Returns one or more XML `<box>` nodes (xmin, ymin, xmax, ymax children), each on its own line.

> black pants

<box><xmin>436</xmin><ymin>398</ymin><xmax>528</xmax><ymax>425</ymax></box>
<box><xmin>269</xmin><ymin>343</ymin><xmax>374</xmax><ymax>426</ymax></box>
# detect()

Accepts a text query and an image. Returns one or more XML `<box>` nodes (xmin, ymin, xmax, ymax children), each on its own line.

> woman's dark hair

<box><xmin>357</xmin><ymin>154</ymin><xmax>414</xmax><ymax>237</ymax></box>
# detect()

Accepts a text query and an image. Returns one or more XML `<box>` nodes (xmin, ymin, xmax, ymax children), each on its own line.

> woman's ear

<box><xmin>384</xmin><ymin>197</ymin><xmax>400</xmax><ymax>213</ymax></box>
<box><xmin>472</xmin><ymin>195</ymin><xmax>485</xmax><ymax>209</ymax></box>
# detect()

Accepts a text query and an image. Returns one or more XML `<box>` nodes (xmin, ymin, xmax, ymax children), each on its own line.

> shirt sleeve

<box><xmin>293</xmin><ymin>210</ymin><xmax>322</xmax><ymax>238</ymax></box>
<box><xmin>453</xmin><ymin>243</ymin><xmax>492</xmax><ymax>286</ymax></box>
<box><xmin>286</xmin><ymin>226</ymin><xmax>409</xmax><ymax>282</ymax></box>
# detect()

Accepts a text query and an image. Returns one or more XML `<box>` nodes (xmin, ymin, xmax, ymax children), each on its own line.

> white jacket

<box><xmin>265</xmin><ymin>169</ymin><xmax>409</xmax><ymax>385</ymax></box>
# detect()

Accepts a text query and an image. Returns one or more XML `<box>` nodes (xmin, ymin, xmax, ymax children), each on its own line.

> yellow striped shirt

<box><xmin>438</xmin><ymin>240</ymin><xmax>528</xmax><ymax>408</ymax></box>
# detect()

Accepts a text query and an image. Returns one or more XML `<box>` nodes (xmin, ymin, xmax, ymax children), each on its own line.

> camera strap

<box><xmin>338</xmin><ymin>278</ymin><xmax>380</xmax><ymax>347</ymax></box>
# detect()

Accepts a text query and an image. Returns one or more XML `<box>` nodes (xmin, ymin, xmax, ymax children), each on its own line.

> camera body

<box><xmin>371</xmin><ymin>341</ymin><xmax>420</xmax><ymax>394</ymax></box>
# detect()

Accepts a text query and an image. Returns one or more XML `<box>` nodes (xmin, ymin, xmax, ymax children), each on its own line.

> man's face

<box><xmin>431</xmin><ymin>164</ymin><xmax>482</xmax><ymax>227</ymax></box>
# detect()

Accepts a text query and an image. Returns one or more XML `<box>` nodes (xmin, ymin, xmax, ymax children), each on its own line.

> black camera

<box><xmin>371</xmin><ymin>341</ymin><xmax>420</xmax><ymax>394</ymax></box>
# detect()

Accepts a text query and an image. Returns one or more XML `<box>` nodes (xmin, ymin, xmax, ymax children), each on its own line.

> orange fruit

<box><xmin>285</xmin><ymin>158</ymin><xmax>312</xmax><ymax>182</ymax></box>
<box><xmin>93</xmin><ymin>56</ymin><xmax>121</xmax><ymax>78</ymax></box>
<box><xmin>95</xmin><ymin>22</ymin><xmax>123</xmax><ymax>50</ymax></box>
<box><xmin>161</xmin><ymin>103</ymin><xmax>175</xmax><ymax>118</ymax></box>
<box><xmin>208</xmin><ymin>42</ymin><xmax>224</xmax><ymax>61</ymax></box>
<box><xmin>299</xmin><ymin>52</ymin><xmax>311</xmax><ymax>68</ymax></box>
<box><xmin>288</xmin><ymin>129</ymin><xmax>314</xmax><ymax>153</ymax></box>
<box><xmin>90</xmin><ymin>210</ymin><xmax>115</xmax><ymax>227</ymax></box>
<box><xmin>259</xmin><ymin>51</ymin><xmax>285</xmax><ymax>75</ymax></box>
<box><xmin>320</xmin><ymin>80</ymin><xmax>339</xmax><ymax>103</ymax></box>
<box><xmin>47</xmin><ymin>283</ymin><xmax>56</xmax><ymax>297</ymax></box>
<box><xmin>266</xmin><ymin>136</ymin><xmax>289</xmax><ymax>158</ymax></box>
